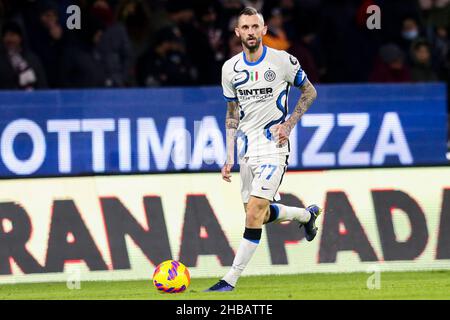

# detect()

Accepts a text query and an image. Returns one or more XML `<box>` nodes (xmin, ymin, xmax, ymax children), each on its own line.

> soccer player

<box><xmin>205</xmin><ymin>7</ymin><xmax>322</xmax><ymax>292</ymax></box>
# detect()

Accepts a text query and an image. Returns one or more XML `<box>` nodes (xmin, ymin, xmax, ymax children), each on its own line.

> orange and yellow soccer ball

<box><xmin>152</xmin><ymin>260</ymin><xmax>190</xmax><ymax>293</ymax></box>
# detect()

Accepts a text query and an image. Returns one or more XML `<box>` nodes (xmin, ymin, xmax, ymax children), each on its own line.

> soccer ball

<box><xmin>152</xmin><ymin>260</ymin><xmax>190</xmax><ymax>293</ymax></box>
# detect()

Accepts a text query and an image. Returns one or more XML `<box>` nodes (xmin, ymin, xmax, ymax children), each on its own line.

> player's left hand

<box><xmin>271</xmin><ymin>124</ymin><xmax>290</xmax><ymax>147</ymax></box>
<box><xmin>221</xmin><ymin>163</ymin><xmax>233</xmax><ymax>182</ymax></box>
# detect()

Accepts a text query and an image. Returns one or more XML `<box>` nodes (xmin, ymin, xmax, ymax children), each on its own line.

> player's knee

<box><xmin>246</xmin><ymin>198</ymin><xmax>269</xmax><ymax>224</ymax></box>
<box><xmin>247</xmin><ymin>199</ymin><xmax>267</xmax><ymax>213</ymax></box>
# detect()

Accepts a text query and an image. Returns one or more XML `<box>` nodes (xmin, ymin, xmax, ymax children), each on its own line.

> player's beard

<box><xmin>241</xmin><ymin>36</ymin><xmax>261</xmax><ymax>52</ymax></box>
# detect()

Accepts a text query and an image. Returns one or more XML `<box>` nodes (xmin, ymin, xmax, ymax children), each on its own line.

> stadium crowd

<box><xmin>0</xmin><ymin>0</ymin><xmax>448</xmax><ymax>90</ymax></box>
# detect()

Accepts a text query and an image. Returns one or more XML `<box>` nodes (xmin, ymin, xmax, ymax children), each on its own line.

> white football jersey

<box><xmin>222</xmin><ymin>45</ymin><xmax>307</xmax><ymax>159</ymax></box>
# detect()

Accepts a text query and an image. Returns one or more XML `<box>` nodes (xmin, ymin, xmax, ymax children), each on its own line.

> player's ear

<box><xmin>262</xmin><ymin>24</ymin><xmax>268</xmax><ymax>36</ymax></box>
<box><xmin>234</xmin><ymin>27</ymin><xmax>240</xmax><ymax>38</ymax></box>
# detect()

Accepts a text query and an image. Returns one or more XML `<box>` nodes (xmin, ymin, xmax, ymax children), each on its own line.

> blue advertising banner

<box><xmin>0</xmin><ymin>83</ymin><xmax>447</xmax><ymax>177</ymax></box>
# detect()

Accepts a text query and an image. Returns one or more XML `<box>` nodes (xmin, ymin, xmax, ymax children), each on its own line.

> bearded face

<box><xmin>235</xmin><ymin>14</ymin><xmax>267</xmax><ymax>52</ymax></box>
<box><xmin>241</xmin><ymin>33</ymin><xmax>261</xmax><ymax>51</ymax></box>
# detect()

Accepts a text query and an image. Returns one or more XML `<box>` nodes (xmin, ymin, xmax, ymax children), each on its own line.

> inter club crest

<box><xmin>264</xmin><ymin>69</ymin><xmax>276</xmax><ymax>82</ymax></box>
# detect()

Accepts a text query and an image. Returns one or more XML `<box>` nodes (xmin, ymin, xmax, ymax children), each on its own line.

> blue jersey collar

<box><xmin>243</xmin><ymin>45</ymin><xmax>267</xmax><ymax>66</ymax></box>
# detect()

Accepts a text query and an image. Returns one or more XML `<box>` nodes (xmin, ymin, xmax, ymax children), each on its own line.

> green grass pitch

<box><xmin>1</xmin><ymin>270</ymin><xmax>449</xmax><ymax>300</ymax></box>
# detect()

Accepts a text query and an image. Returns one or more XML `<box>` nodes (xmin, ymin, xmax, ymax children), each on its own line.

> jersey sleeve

<box><xmin>282</xmin><ymin>51</ymin><xmax>308</xmax><ymax>87</ymax></box>
<box><xmin>222</xmin><ymin>63</ymin><xmax>238</xmax><ymax>102</ymax></box>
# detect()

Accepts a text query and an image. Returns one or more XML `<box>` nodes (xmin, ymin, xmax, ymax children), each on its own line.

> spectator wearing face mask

<box><xmin>0</xmin><ymin>21</ymin><xmax>47</xmax><ymax>89</ymax></box>
<box><xmin>398</xmin><ymin>17</ymin><xmax>422</xmax><ymax>62</ymax></box>
<box><xmin>402</xmin><ymin>18</ymin><xmax>421</xmax><ymax>40</ymax></box>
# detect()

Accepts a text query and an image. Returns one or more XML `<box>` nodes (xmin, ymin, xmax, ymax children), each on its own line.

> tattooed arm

<box><xmin>273</xmin><ymin>79</ymin><xmax>317</xmax><ymax>147</ymax></box>
<box><xmin>222</xmin><ymin>101</ymin><xmax>240</xmax><ymax>182</ymax></box>
<box><xmin>285</xmin><ymin>80</ymin><xmax>317</xmax><ymax>131</ymax></box>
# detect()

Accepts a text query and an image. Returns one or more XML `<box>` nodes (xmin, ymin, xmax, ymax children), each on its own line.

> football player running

<box><xmin>206</xmin><ymin>7</ymin><xmax>322</xmax><ymax>292</ymax></box>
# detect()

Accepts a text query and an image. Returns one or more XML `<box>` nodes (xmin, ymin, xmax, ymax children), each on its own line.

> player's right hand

<box><xmin>221</xmin><ymin>163</ymin><xmax>233</xmax><ymax>182</ymax></box>
<box><xmin>271</xmin><ymin>124</ymin><xmax>290</xmax><ymax>148</ymax></box>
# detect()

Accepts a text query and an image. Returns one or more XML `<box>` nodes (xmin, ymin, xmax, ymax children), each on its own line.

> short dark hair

<box><xmin>238</xmin><ymin>7</ymin><xmax>264</xmax><ymax>25</ymax></box>
<box><xmin>1</xmin><ymin>21</ymin><xmax>23</xmax><ymax>39</ymax></box>
<box><xmin>412</xmin><ymin>39</ymin><xmax>430</xmax><ymax>51</ymax></box>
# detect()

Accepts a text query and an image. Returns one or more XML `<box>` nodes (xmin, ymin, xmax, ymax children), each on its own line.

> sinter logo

<box><xmin>237</xmin><ymin>88</ymin><xmax>274</xmax><ymax>102</ymax></box>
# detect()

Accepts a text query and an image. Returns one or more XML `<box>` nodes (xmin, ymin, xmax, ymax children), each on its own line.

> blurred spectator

<box><xmin>221</xmin><ymin>0</ymin><xmax>245</xmax><ymax>12</ymax></box>
<box><xmin>401</xmin><ymin>17</ymin><xmax>421</xmax><ymax>41</ymax></box>
<box><xmin>197</xmin><ymin>5</ymin><xmax>226</xmax><ymax>75</ymax></box>
<box><xmin>24</xmin><ymin>0</ymin><xmax>65</xmax><ymax>88</ymax></box>
<box><xmin>398</xmin><ymin>17</ymin><xmax>423</xmax><ymax>62</ymax></box>
<box><xmin>287</xmin><ymin>0</ymin><xmax>325</xmax><ymax>82</ymax></box>
<box><xmin>369</xmin><ymin>43</ymin><xmax>412</xmax><ymax>83</ymax></box>
<box><xmin>410</xmin><ymin>39</ymin><xmax>439</xmax><ymax>82</ymax></box>
<box><xmin>289</xmin><ymin>35</ymin><xmax>320</xmax><ymax>83</ymax></box>
<box><xmin>91</xmin><ymin>0</ymin><xmax>115</xmax><ymax>26</ymax></box>
<box><xmin>116</xmin><ymin>0</ymin><xmax>153</xmax><ymax>61</ymax></box>
<box><xmin>59</xmin><ymin>17</ymin><xmax>107</xmax><ymax>88</ymax></box>
<box><xmin>228</xmin><ymin>32</ymin><xmax>243</xmax><ymax>57</ymax></box>
<box><xmin>318</xmin><ymin>0</ymin><xmax>375</xmax><ymax>82</ymax></box>
<box><xmin>92</xmin><ymin>0</ymin><xmax>133</xmax><ymax>87</ymax></box>
<box><xmin>136</xmin><ymin>26</ymin><xmax>197</xmax><ymax>87</ymax></box>
<box><xmin>0</xmin><ymin>21</ymin><xmax>47</xmax><ymax>89</ymax></box>
<box><xmin>216</xmin><ymin>0</ymin><xmax>244</xmax><ymax>37</ymax></box>
<box><xmin>378</xmin><ymin>0</ymin><xmax>422</xmax><ymax>44</ymax></box>
<box><xmin>263</xmin><ymin>7</ymin><xmax>290</xmax><ymax>50</ymax></box>
<box><xmin>166</xmin><ymin>2</ymin><xmax>217</xmax><ymax>85</ymax></box>
<box><xmin>243</xmin><ymin>0</ymin><xmax>264</xmax><ymax>12</ymax></box>
<box><xmin>277</xmin><ymin>0</ymin><xmax>297</xmax><ymax>42</ymax></box>
<box><xmin>420</xmin><ymin>0</ymin><xmax>450</xmax><ymax>30</ymax></box>
<box><xmin>429</xmin><ymin>25</ymin><xmax>449</xmax><ymax>78</ymax></box>
<box><xmin>0</xmin><ymin>0</ymin><xmax>448</xmax><ymax>89</ymax></box>
<box><xmin>437</xmin><ymin>33</ymin><xmax>450</xmax><ymax>81</ymax></box>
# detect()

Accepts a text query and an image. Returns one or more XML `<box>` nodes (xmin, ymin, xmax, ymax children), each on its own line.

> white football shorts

<box><xmin>239</xmin><ymin>154</ymin><xmax>289</xmax><ymax>203</ymax></box>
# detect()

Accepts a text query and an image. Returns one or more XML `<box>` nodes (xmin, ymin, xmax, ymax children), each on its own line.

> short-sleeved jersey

<box><xmin>222</xmin><ymin>45</ymin><xmax>307</xmax><ymax>159</ymax></box>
